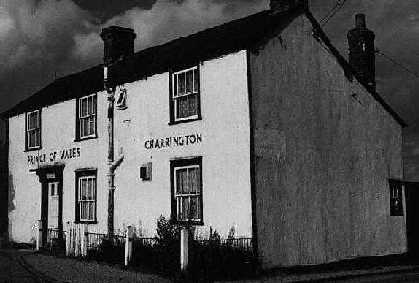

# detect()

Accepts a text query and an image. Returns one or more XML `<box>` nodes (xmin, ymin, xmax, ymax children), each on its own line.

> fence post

<box><xmin>180</xmin><ymin>226</ymin><xmax>189</xmax><ymax>272</ymax></box>
<box><xmin>125</xmin><ymin>226</ymin><xmax>133</xmax><ymax>266</ymax></box>
<box><xmin>81</xmin><ymin>224</ymin><xmax>88</xmax><ymax>257</ymax></box>
<box><xmin>65</xmin><ymin>222</ymin><xmax>71</xmax><ymax>256</ymax></box>
<box><xmin>36</xmin><ymin>220</ymin><xmax>42</xmax><ymax>251</ymax></box>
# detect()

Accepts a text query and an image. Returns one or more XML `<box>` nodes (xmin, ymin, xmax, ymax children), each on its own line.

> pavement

<box><xmin>2</xmin><ymin>248</ymin><xmax>419</xmax><ymax>282</ymax></box>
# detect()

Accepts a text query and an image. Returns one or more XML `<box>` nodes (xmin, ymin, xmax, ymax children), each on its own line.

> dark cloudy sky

<box><xmin>1</xmin><ymin>0</ymin><xmax>418</xmax><ymax>131</ymax></box>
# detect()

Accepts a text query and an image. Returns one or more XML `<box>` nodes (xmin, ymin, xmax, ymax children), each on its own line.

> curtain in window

<box><xmin>79</xmin><ymin>177</ymin><xmax>96</xmax><ymax>221</ymax></box>
<box><xmin>176</xmin><ymin>167</ymin><xmax>201</xmax><ymax>221</ymax></box>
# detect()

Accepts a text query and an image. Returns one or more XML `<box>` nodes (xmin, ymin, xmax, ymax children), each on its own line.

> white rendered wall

<box><xmin>113</xmin><ymin>50</ymin><xmax>252</xmax><ymax>238</ymax></box>
<box><xmin>8</xmin><ymin>50</ymin><xmax>252</xmax><ymax>242</ymax></box>
<box><xmin>8</xmin><ymin>95</ymin><xmax>109</xmax><ymax>243</ymax></box>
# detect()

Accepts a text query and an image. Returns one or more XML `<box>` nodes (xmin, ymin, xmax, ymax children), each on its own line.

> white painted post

<box><xmin>81</xmin><ymin>224</ymin><xmax>88</xmax><ymax>257</ymax></box>
<box><xmin>124</xmin><ymin>226</ymin><xmax>133</xmax><ymax>266</ymax></box>
<box><xmin>180</xmin><ymin>227</ymin><xmax>189</xmax><ymax>272</ymax></box>
<box><xmin>36</xmin><ymin>220</ymin><xmax>42</xmax><ymax>251</ymax></box>
<box><xmin>76</xmin><ymin>224</ymin><xmax>82</xmax><ymax>257</ymax></box>
<box><xmin>65</xmin><ymin>222</ymin><xmax>71</xmax><ymax>256</ymax></box>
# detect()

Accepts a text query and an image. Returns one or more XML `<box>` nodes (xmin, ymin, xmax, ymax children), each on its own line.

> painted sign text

<box><xmin>145</xmin><ymin>133</ymin><xmax>202</xmax><ymax>150</ymax></box>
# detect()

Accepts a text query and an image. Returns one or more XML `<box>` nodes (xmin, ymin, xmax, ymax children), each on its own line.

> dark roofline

<box><xmin>1</xmin><ymin>6</ymin><xmax>406</xmax><ymax>128</ymax></box>
<box><xmin>304</xmin><ymin>11</ymin><xmax>407</xmax><ymax>128</ymax></box>
<box><xmin>2</xmin><ymin>8</ymin><xmax>302</xmax><ymax>119</ymax></box>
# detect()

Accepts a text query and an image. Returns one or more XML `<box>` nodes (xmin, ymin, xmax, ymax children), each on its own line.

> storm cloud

<box><xmin>0</xmin><ymin>0</ymin><xmax>418</xmax><ymax>134</ymax></box>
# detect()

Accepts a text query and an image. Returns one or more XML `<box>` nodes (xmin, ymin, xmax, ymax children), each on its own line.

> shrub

<box><xmin>88</xmin><ymin>237</ymin><xmax>124</xmax><ymax>265</ymax></box>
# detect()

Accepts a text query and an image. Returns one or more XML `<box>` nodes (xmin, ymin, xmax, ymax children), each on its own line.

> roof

<box><xmin>1</xmin><ymin>5</ymin><xmax>406</xmax><ymax>127</ymax></box>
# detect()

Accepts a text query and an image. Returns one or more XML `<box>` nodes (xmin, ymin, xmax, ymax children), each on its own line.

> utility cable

<box><xmin>320</xmin><ymin>0</ymin><xmax>348</xmax><ymax>27</ymax></box>
<box><xmin>376</xmin><ymin>49</ymin><xmax>419</xmax><ymax>79</ymax></box>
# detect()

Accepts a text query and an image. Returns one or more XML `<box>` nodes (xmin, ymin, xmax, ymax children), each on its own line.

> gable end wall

<box><xmin>249</xmin><ymin>14</ymin><xmax>405</xmax><ymax>268</ymax></box>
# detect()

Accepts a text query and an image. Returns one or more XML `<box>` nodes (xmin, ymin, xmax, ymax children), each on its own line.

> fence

<box><xmin>46</xmin><ymin>228</ymin><xmax>65</xmax><ymax>253</ymax></box>
<box><xmin>195</xmin><ymin>237</ymin><xmax>253</xmax><ymax>252</ymax></box>
<box><xmin>37</xmin><ymin>221</ymin><xmax>256</xmax><ymax>278</ymax></box>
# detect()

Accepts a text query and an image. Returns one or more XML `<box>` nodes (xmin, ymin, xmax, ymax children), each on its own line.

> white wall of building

<box><xmin>114</xmin><ymin>50</ymin><xmax>252</xmax><ymax>238</ymax></box>
<box><xmin>8</xmin><ymin>50</ymin><xmax>252</xmax><ymax>242</ymax></box>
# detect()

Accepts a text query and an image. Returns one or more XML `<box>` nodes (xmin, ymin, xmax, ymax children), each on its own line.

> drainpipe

<box><xmin>101</xmin><ymin>26</ymin><xmax>135</xmax><ymax>237</ymax></box>
<box><xmin>104</xmin><ymin>66</ymin><xmax>116</xmax><ymax>237</ymax></box>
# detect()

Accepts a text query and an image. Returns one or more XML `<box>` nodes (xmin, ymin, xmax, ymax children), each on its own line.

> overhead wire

<box><xmin>320</xmin><ymin>0</ymin><xmax>348</xmax><ymax>27</ymax></box>
<box><xmin>376</xmin><ymin>49</ymin><xmax>419</xmax><ymax>79</ymax></box>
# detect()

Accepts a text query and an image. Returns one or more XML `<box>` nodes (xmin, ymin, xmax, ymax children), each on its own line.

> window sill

<box><xmin>24</xmin><ymin>146</ymin><xmax>42</xmax><ymax>152</ymax></box>
<box><xmin>169</xmin><ymin>117</ymin><xmax>202</xmax><ymax>126</ymax></box>
<box><xmin>74</xmin><ymin>135</ymin><xmax>98</xmax><ymax>142</ymax></box>
<box><xmin>171</xmin><ymin>219</ymin><xmax>204</xmax><ymax>226</ymax></box>
<box><xmin>74</xmin><ymin>220</ymin><xmax>98</xmax><ymax>224</ymax></box>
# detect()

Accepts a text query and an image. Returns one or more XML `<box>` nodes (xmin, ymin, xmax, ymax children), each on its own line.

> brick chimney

<box><xmin>100</xmin><ymin>26</ymin><xmax>136</xmax><ymax>66</ymax></box>
<box><xmin>270</xmin><ymin>0</ymin><xmax>308</xmax><ymax>13</ymax></box>
<box><xmin>347</xmin><ymin>14</ymin><xmax>376</xmax><ymax>90</ymax></box>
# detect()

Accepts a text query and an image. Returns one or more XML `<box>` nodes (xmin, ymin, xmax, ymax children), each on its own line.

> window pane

<box><xmin>188</xmin><ymin>168</ymin><xmax>199</xmax><ymax>194</ymax></box>
<box><xmin>35</xmin><ymin>129</ymin><xmax>40</xmax><ymax>146</ymax></box>
<box><xmin>190</xmin><ymin>196</ymin><xmax>199</xmax><ymax>219</ymax></box>
<box><xmin>193</xmin><ymin>68</ymin><xmax>199</xmax><ymax>93</ymax></box>
<box><xmin>89</xmin><ymin>202</ymin><xmax>94</xmax><ymax>220</ymax></box>
<box><xmin>93</xmin><ymin>95</ymin><xmax>97</xmax><ymax>114</ymax></box>
<box><xmin>188</xmin><ymin>94</ymin><xmax>197</xmax><ymax>117</ymax></box>
<box><xmin>181</xmin><ymin>197</ymin><xmax>189</xmax><ymax>221</ymax></box>
<box><xmin>34</xmin><ymin>112</ymin><xmax>39</xmax><ymax>128</ymax></box>
<box><xmin>81</xmin><ymin>202</ymin><xmax>88</xmax><ymax>220</ymax></box>
<box><xmin>80</xmin><ymin>99</ymin><xmax>87</xmax><ymax>117</ymax></box>
<box><xmin>186</xmin><ymin>70</ymin><xmax>193</xmax><ymax>94</ymax></box>
<box><xmin>29</xmin><ymin>131</ymin><xmax>35</xmax><ymax>147</ymax></box>
<box><xmin>176</xmin><ymin>96</ymin><xmax>189</xmax><ymax>119</ymax></box>
<box><xmin>173</xmin><ymin>74</ymin><xmax>178</xmax><ymax>97</ymax></box>
<box><xmin>88</xmin><ymin>96</ymin><xmax>93</xmax><ymax>115</ymax></box>
<box><xmin>178</xmin><ymin>72</ymin><xmax>186</xmax><ymax>95</ymax></box>
<box><xmin>176</xmin><ymin>169</ymin><xmax>188</xmax><ymax>194</ymax></box>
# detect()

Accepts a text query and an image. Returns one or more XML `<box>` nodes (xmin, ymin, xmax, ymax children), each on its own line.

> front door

<box><xmin>36</xmin><ymin>165</ymin><xmax>64</xmax><ymax>247</ymax></box>
<box><xmin>47</xmin><ymin>181</ymin><xmax>60</xmax><ymax>229</ymax></box>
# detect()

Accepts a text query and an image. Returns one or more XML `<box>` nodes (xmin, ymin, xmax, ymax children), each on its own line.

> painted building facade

<box><xmin>4</xmin><ymin>0</ymin><xmax>407</xmax><ymax>268</ymax></box>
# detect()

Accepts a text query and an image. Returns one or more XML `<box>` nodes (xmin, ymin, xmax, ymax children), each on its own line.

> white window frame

<box><xmin>78</xmin><ymin>94</ymin><xmax>97</xmax><ymax>139</ymax></box>
<box><xmin>174</xmin><ymin>164</ymin><xmax>202</xmax><ymax>222</ymax></box>
<box><xmin>172</xmin><ymin>66</ymin><xmax>199</xmax><ymax>122</ymax></box>
<box><xmin>26</xmin><ymin>110</ymin><xmax>41</xmax><ymax>150</ymax></box>
<box><xmin>78</xmin><ymin>175</ymin><xmax>96</xmax><ymax>222</ymax></box>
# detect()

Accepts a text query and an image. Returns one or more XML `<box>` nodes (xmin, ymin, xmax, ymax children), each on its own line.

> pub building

<box><xmin>3</xmin><ymin>0</ymin><xmax>408</xmax><ymax>268</ymax></box>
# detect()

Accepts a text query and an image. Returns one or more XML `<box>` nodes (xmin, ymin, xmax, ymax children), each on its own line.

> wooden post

<box><xmin>65</xmin><ymin>222</ymin><xmax>71</xmax><ymax>256</ymax></box>
<box><xmin>81</xmin><ymin>224</ymin><xmax>88</xmax><ymax>257</ymax></box>
<box><xmin>36</xmin><ymin>220</ymin><xmax>42</xmax><ymax>251</ymax></box>
<box><xmin>180</xmin><ymin>227</ymin><xmax>189</xmax><ymax>272</ymax></box>
<box><xmin>124</xmin><ymin>226</ymin><xmax>133</xmax><ymax>266</ymax></box>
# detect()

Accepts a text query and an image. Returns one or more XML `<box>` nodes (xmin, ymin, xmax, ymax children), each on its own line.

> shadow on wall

<box><xmin>7</xmin><ymin>174</ymin><xmax>14</xmax><ymax>242</ymax></box>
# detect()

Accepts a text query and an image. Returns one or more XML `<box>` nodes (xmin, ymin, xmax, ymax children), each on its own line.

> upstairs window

<box><xmin>76</xmin><ymin>94</ymin><xmax>97</xmax><ymax>140</ymax></box>
<box><xmin>171</xmin><ymin>157</ymin><xmax>203</xmax><ymax>224</ymax></box>
<box><xmin>26</xmin><ymin>110</ymin><xmax>41</xmax><ymax>150</ymax></box>
<box><xmin>75</xmin><ymin>169</ymin><xmax>97</xmax><ymax>223</ymax></box>
<box><xmin>170</xmin><ymin>66</ymin><xmax>201</xmax><ymax>123</ymax></box>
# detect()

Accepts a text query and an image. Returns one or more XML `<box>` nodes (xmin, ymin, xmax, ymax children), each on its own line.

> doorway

<box><xmin>36</xmin><ymin>165</ymin><xmax>64</xmax><ymax>247</ymax></box>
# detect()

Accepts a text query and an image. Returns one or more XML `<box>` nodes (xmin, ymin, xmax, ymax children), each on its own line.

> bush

<box><xmin>130</xmin><ymin>217</ymin><xmax>257</xmax><ymax>280</ymax></box>
<box><xmin>131</xmin><ymin>215</ymin><xmax>180</xmax><ymax>276</ymax></box>
<box><xmin>88</xmin><ymin>237</ymin><xmax>124</xmax><ymax>265</ymax></box>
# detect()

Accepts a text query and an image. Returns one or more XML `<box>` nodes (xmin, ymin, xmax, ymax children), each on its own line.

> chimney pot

<box><xmin>355</xmin><ymin>13</ymin><xmax>366</xmax><ymax>28</ymax></box>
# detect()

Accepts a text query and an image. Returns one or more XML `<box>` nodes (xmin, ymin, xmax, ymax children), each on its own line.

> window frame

<box><xmin>75</xmin><ymin>93</ymin><xmax>97</xmax><ymax>141</ymax></box>
<box><xmin>169</xmin><ymin>65</ymin><xmax>202</xmax><ymax>125</ymax></box>
<box><xmin>389</xmin><ymin>179</ymin><xmax>404</xmax><ymax>216</ymax></box>
<box><xmin>170</xmin><ymin>157</ymin><xmax>203</xmax><ymax>225</ymax></box>
<box><xmin>25</xmin><ymin>109</ymin><xmax>42</xmax><ymax>151</ymax></box>
<box><xmin>75</xmin><ymin>169</ymin><xmax>97</xmax><ymax>224</ymax></box>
